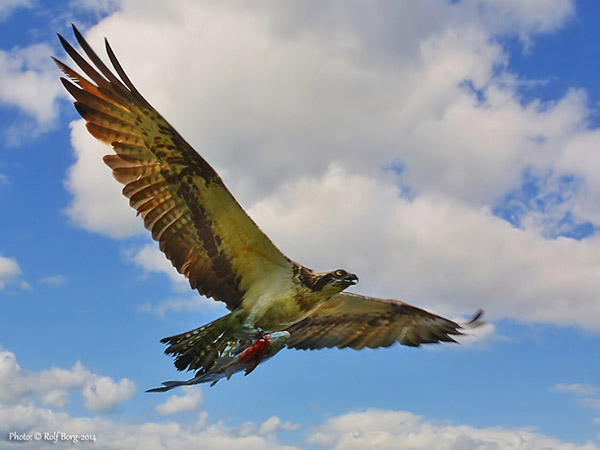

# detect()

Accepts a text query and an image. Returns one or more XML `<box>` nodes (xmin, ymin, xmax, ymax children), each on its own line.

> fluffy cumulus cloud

<box><xmin>82</xmin><ymin>376</ymin><xmax>136</xmax><ymax>413</ymax></box>
<box><xmin>463</xmin><ymin>0</ymin><xmax>574</xmax><ymax>42</ymax></box>
<box><xmin>63</xmin><ymin>120</ymin><xmax>142</xmax><ymax>237</ymax></box>
<box><xmin>0</xmin><ymin>43</ymin><xmax>63</xmax><ymax>143</ymax></box>
<box><xmin>0</xmin><ymin>347</ymin><xmax>301</xmax><ymax>449</ymax></box>
<box><xmin>553</xmin><ymin>384</ymin><xmax>599</xmax><ymax>397</ymax></box>
<box><xmin>250</xmin><ymin>166</ymin><xmax>600</xmax><ymax>329</ymax></box>
<box><xmin>155</xmin><ymin>386</ymin><xmax>202</xmax><ymax>415</ymax></box>
<box><xmin>54</xmin><ymin>0</ymin><xmax>600</xmax><ymax>330</ymax></box>
<box><xmin>128</xmin><ymin>243</ymin><xmax>188</xmax><ymax>289</ymax></box>
<box><xmin>0</xmin><ymin>348</ymin><xmax>594</xmax><ymax>449</ymax></box>
<box><xmin>0</xmin><ymin>348</ymin><xmax>135</xmax><ymax>412</ymax></box>
<box><xmin>0</xmin><ymin>253</ymin><xmax>22</xmax><ymax>290</ymax></box>
<box><xmin>307</xmin><ymin>409</ymin><xmax>597</xmax><ymax>450</ymax></box>
<box><xmin>0</xmin><ymin>408</ymin><xmax>301</xmax><ymax>450</ymax></box>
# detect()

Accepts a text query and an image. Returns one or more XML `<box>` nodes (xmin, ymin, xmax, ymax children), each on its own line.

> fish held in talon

<box><xmin>146</xmin><ymin>331</ymin><xmax>290</xmax><ymax>391</ymax></box>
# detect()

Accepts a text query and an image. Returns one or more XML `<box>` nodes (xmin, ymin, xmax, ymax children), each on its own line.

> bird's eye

<box><xmin>335</xmin><ymin>270</ymin><xmax>345</xmax><ymax>277</ymax></box>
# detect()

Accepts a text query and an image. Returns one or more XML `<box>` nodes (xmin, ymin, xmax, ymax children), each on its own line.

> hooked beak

<box><xmin>344</xmin><ymin>273</ymin><xmax>359</xmax><ymax>285</ymax></box>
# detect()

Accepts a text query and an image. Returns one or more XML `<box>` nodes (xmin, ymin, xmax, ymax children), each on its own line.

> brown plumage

<box><xmin>54</xmin><ymin>26</ymin><xmax>292</xmax><ymax>311</ymax></box>
<box><xmin>55</xmin><ymin>25</ymin><xmax>483</xmax><ymax>386</ymax></box>
<box><xmin>287</xmin><ymin>293</ymin><xmax>483</xmax><ymax>350</ymax></box>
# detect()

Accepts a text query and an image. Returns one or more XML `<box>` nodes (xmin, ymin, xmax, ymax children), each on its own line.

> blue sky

<box><xmin>1</xmin><ymin>1</ymin><xmax>600</xmax><ymax>448</ymax></box>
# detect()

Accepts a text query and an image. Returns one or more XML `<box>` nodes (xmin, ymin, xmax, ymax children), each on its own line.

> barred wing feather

<box><xmin>55</xmin><ymin>25</ymin><xmax>292</xmax><ymax>310</ymax></box>
<box><xmin>286</xmin><ymin>292</ymin><xmax>483</xmax><ymax>350</ymax></box>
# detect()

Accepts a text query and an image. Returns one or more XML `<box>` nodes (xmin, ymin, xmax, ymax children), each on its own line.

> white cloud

<box><xmin>128</xmin><ymin>243</ymin><xmax>230</xmax><ymax>315</ymax></box>
<box><xmin>68</xmin><ymin>0</ymin><xmax>120</xmax><ymax>15</ymax></box>
<box><xmin>0</xmin><ymin>347</ymin><xmax>304</xmax><ymax>449</ymax></box>
<box><xmin>0</xmin><ymin>348</ymin><xmax>595</xmax><ymax>450</ymax></box>
<box><xmin>56</xmin><ymin>1</ymin><xmax>600</xmax><ymax>331</ymax></box>
<box><xmin>38</xmin><ymin>274</ymin><xmax>67</xmax><ymax>287</ymax></box>
<box><xmin>554</xmin><ymin>384</ymin><xmax>599</xmax><ymax>397</ymax></box>
<box><xmin>558</xmin><ymin>129</ymin><xmax>600</xmax><ymax>225</ymax></box>
<box><xmin>0</xmin><ymin>254</ymin><xmax>21</xmax><ymax>289</ymax></box>
<box><xmin>0</xmin><ymin>404</ymin><xmax>299</xmax><ymax>450</ymax></box>
<box><xmin>63</xmin><ymin>120</ymin><xmax>142</xmax><ymax>237</ymax></box>
<box><xmin>0</xmin><ymin>353</ymin><xmax>296</xmax><ymax>449</ymax></box>
<box><xmin>259</xmin><ymin>417</ymin><xmax>300</xmax><ymax>435</ymax></box>
<box><xmin>82</xmin><ymin>376</ymin><xmax>136</xmax><ymax>413</ymax></box>
<box><xmin>0</xmin><ymin>348</ymin><xmax>135</xmax><ymax>413</ymax></box>
<box><xmin>307</xmin><ymin>408</ymin><xmax>597</xmax><ymax>450</ymax></box>
<box><xmin>0</xmin><ymin>0</ymin><xmax>31</xmax><ymax>21</ymax></box>
<box><xmin>128</xmin><ymin>243</ymin><xmax>188</xmax><ymax>289</ymax></box>
<box><xmin>464</xmin><ymin>0</ymin><xmax>575</xmax><ymax>45</ymax></box>
<box><xmin>0</xmin><ymin>43</ymin><xmax>63</xmax><ymax>141</ymax></box>
<box><xmin>552</xmin><ymin>383</ymin><xmax>600</xmax><ymax>426</ymax></box>
<box><xmin>0</xmin><ymin>405</ymin><xmax>592</xmax><ymax>450</ymax></box>
<box><xmin>453</xmin><ymin>321</ymin><xmax>498</xmax><ymax>347</ymax></box>
<box><xmin>62</xmin><ymin>1</ymin><xmax>579</xmax><ymax>229</ymax></box>
<box><xmin>137</xmin><ymin>295</ymin><xmax>224</xmax><ymax>317</ymax></box>
<box><xmin>250</xmin><ymin>166</ymin><xmax>600</xmax><ymax>330</ymax></box>
<box><xmin>155</xmin><ymin>386</ymin><xmax>202</xmax><ymax>415</ymax></box>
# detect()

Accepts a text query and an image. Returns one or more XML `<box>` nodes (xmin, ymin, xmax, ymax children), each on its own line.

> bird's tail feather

<box><xmin>146</xmin><ymin>381</ymin><xmax>187</xmax><ymax>393</ymax></box>
<box><xmin>160</xmin><ymin>310</ymin><xmax>244</xmax><ymax>372</ymax></box>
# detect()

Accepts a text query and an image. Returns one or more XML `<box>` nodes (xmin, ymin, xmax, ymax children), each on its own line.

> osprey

<box><xmin>55</xmin><ymin>26</ymin><xmax>483</xmax><ymax>390</ymax></box>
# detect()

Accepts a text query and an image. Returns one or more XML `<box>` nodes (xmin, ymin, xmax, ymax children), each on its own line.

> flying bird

<box><xmin>55</xmin><ymin>25</ymin><xmax>483</xmax><ymax>390</ymax></box>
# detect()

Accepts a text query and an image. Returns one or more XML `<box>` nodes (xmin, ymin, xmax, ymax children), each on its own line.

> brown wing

<box><xmin>55</xmin><ymin>25</ymin><xmax>293</xmax><ymax>310</ymax></box>
<box><xmin>286</xmin><ymin>292</ymin><xmax>483</xmax><ymax>350</ymax></box>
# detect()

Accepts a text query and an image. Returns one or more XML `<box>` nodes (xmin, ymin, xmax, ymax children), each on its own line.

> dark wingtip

<box><xmin>146</xmin><ymin>386</ymin><xmax>170</xmax><ymax>393</ymax></box>
<box><xmin>51</xmin><ymin>55</ymin><xmax>62</xmax><ymax>69</ymax></box>
<box><xmin>72</xmin><ymin>23</ymin><xmax>84</xmax><ymax>41</ymax></box>
<box><xmin>59</xmin><ymin>76</ymin><xmax>80</xmax><ymax>99</ymax></box>
<box><xmin>466</xmin><ymin>309</ymin><xmax>484</xmax><ymax>328</ymax></box>
<box><xmin>73</xmin><ymin>102</ymin><xmax>90</xmax><ymax>118</ymax></box>
<box><xmin>57</xmin><ymin>32</ymin><xmax>70</xmax><ymax>51</ymax></box>
<box><xmin>174</xmin><ymin>353</ymin><xmax>192</xmax><ymax>371</ymax></box>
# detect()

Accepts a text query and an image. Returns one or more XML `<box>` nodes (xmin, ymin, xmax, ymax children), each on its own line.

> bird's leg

<box><xmin>234</xmin><ymin>323</ymin><xmax>264</xmax><ymax>342</ymax></box>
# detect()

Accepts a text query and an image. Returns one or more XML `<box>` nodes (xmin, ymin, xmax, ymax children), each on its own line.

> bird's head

<box><xmin>308</xmin><ymin>268</ymin><xmax>358</xmax><ymax>296</ymax></box>
<box><xmin>330</xmin><ymin>269</ymin><xmax>359</xmax><ymax>289</ymax></box>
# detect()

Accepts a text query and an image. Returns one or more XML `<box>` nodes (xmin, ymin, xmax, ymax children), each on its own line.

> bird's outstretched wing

<box><xmin>54</xmin><ymin>25</ymin><xmax>292</xmax><ymax>309</ymax></box>
<box><xmin>286</xmin><ymin>292</ymin><xmax>483</xmax><ymax>350</ymax></box>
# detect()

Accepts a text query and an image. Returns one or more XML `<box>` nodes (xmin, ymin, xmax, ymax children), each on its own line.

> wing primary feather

<box><xmin>465</xmin><ymin>309</ymin><xmax>484</xmax><ymax>327</ymax></box>
<box><xmin>57</xmin><ymin>33</ymin><xmax>113</xmax><ymax>92</ymax></box>
<box><xmin>71</xmin><ymin>24</ymin><xmax>128</xmax><ymax>90</ymax></box>
<box><xmin>59</xmin><ymin>76</ymin><xmax>130</xmax><ymax>118</ymax></box>
<box><xmin>103</xmin><ymin>36</ymin><xmax>152</xmax><ymax>107</ymax></box>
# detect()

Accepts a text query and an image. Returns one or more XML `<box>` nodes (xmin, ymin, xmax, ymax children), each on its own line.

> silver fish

<box><xmin>146</xmin><ymin>331</ymin><xmax>290</xmax><ymax>392</ymax></box>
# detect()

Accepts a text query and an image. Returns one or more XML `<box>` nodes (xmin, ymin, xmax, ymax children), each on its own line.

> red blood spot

<box><xmin>237</xmin><ymin>337</ymin><xmax>270</xmax><ymax>364</ymax></box>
